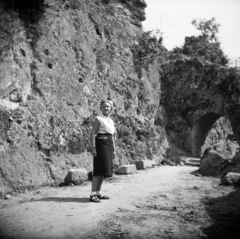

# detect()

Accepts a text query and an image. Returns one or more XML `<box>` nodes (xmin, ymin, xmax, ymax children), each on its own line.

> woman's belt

<box><xmin>97</xmin><ymin>133</ymin><xmax>112</xmax><ymax>136</ymax></box>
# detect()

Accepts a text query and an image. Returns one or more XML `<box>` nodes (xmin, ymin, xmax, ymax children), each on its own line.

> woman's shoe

<box><xmin>89</xmin><ymin>195</ymin><xmax>100</xmax><ymax>203</ymax></box>
<box><xmin>97</xmin><ymin>194</ymin><xmax>110</xmax><ymax>200</ymax></box>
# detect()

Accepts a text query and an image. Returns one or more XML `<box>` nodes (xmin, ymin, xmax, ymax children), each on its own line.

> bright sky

<box><xmin>142</xmin><ymin>0</ymin><xmax>240</xmax><ymax>60</ymax></box>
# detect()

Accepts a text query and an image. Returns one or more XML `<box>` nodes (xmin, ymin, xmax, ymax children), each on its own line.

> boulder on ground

<box><xmin>0</xmin><ymin>187</ymin><xmax>7</xmax><ymax>197</ymax></box>
<box><xmin>199</xmin><ymin>149</ymin><xmax>226</xmax><ymax>176</ymax></box>
<box><xmin>116</xmin><ymin>164</ymin><xmax>137</xmax><ymax>175</ymax></box>
<box><xmin>64</xmin><ymin>168</ymin><xmax>88</xmax><ymax>185</ymax></box>
<box><xmin>219</xmin><ymin>152</ymin><xmax>240</xmax><ymax>174</ymax></box>
<box><xmin>152</xmin><ymin>160</ymin><xmax>157</xmax><ymax>167</ymax></box>
<box><xmin>135</xmin><ymin>160</ymin><xmax>154</xmax><ymax>170</ymax></box>
<box><xmin>221</xmin><ymin>172</ymin><xmax>240</xmax><ymax>186</ymax></box>
<box><xmin>161</xmin><ymin>158</ymin><xmax>175</xmax><ymax>166</ymax></box>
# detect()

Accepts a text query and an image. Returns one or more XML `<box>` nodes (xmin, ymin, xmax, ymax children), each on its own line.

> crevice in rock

<box><xmin>20</xmin><ymin>48</ymin><xmax>26</xmax><ymax>57</ymax></box>
<box><xmin>47</xmin><ymin>62</ymin><xmax>53</xmax><ymax>69</ymax></box>
<box><xmin>0</xmin><ymin>110</ymin><xmax>11</xmax><ymax>142</ymax></box>
<box><xmin>46</xmin><ymin>165</ymin><xmax>56</xmax><ymax>180</ymax></box>
<box><xmin>1</xmin><ymin>0</ymin><xmax>45</xmax><ymax>49</ymax></box>
<box><xmin>30</xmin><ymin>61</ymin><xmax>43</xmax><ymax>97</ymax></box>
<box><xmin>78</xmin><ymin>77</ymin><xmax>84</xmax><ymax>83</ymax></box>
<box><xmin>88</xmin><ymin>13</ymin><xmax>102</xmax><ymax>37</ymax></box>
<box><xmin>44</xmin><ymin>49</ymin><xmax>50</xmax><ymax>56</ymax></box>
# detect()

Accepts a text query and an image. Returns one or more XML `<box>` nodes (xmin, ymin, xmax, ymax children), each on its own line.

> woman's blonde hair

<box><xmin>100</xmin><ymin>100</ymin><xmax>113</xmax><ymax>111</ymax></box>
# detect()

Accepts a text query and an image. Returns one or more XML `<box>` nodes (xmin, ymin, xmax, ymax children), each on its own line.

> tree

<box><xmin>192</xmin><ymin>18</ymin><xmax>219</xmax><ymax>43</ymax></box>
<box><xmin>173</xmin><ymin>18</ymin><xmax>229</xmax><ymax>66</ymax></box>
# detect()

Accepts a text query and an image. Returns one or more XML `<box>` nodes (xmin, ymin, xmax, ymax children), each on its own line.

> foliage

<box><xmin>192</xmin><ymin>18</ymin><xmax>219</xmax><ymax>43</ymax></box>
<box><xmin>132</xmin><ymin>30</ymin><xmax>166</xmax><ymax>76</ymax></box>
<box><xmin>1</xmin><ymin>0</ymin><xmax>45</xmax><ymax>22</ymax></box>
<box><xmin>217</xmin><ymin>67</ymin><xmax>240</xmax><ymax>98</ymax></box>
<box><xmin>173</xmin><ymin>18</ymin><xmax>228</xmax><ymax>66</ymax></box>
<box><xmin>138</xmin><ymin>30</ymin><xmax>164</xmax><ymax>67</ymax></box>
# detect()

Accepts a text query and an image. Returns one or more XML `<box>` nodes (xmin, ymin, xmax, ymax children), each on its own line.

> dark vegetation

<box><xmin>163</xmin><ymin>17</ymin><xmax>239</xmax><ymax>110</ymax></box>
<box><xmin>0</xmin><ymin>0</ymin><xmax>45</xmax><ymax>50</ymax></box>
<box><xmin>132</xmin><ymin>30</ymin><xmax>168</xmax><ymax>77</ymax></box>
<box><xmin>172</xmin><ymin>18</ymin><xmax>229</xmax><ymax>66</ymax></box>
<box><xmin>1</xmin><ymin>0</ymin><xmax>45</xmax><ymax>23</ymax></box>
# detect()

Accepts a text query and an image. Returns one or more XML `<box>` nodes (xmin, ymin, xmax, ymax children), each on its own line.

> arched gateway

<box><xmin>191</xmin><ymin>113</ymin><xmax>222</xmax><ymax>156</ymax></box>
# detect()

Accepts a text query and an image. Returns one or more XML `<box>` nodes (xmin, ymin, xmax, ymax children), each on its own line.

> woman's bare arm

<box><xmin>112</xmin><ymin>133</ymin><xmax>116</xmax><ymax>159</ymax></box>
<box><xmin>90</xmin><ymin>118</ymin><xmax>100</xmax><ymax>157</ymax></box>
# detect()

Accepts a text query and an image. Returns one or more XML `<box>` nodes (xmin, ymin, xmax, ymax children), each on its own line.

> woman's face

<box><xmin>101</xmin><ymin>102</ymin><xmax>112</xmax><ymax>115</ymax></box>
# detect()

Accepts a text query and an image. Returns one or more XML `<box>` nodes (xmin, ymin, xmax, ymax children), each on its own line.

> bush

<box><xmin>132</xmin><ymin>30</ymin><xmax>166</xmax><ymax>76</ymax></box>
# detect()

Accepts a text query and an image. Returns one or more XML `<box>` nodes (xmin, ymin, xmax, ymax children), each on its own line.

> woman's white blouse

<box><xmin>96</xmin><ymin>115</ymin><xmax>115</xmax><ymax>135</ymax></box>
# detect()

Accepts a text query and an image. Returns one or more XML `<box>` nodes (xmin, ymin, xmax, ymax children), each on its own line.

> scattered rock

<box><xmin>64</xmin><ymin>168</ymin><xmax>88</xmax><ymax>185</ymax></box>
<box><xmin>219</xmin><ymin>152</ymin><xmax>240</xmax><ymax>174</ymax></box>
<box><xmin>115</xmin><ymin>165</ymin><xmax>137</xmax><ymax>175</ymax></box>
<box><xmin>152</xmin><ymin>160</ymin><xmax>157</xmax><ymax>167</ymax></box>
<box><xmin>135</xmin><ymin>160</ymin><xmax>154</xmax><ymax>170</ymax></box>
<box><xmin>4</xmin><ymin>195</ymin><xmax>11</xmax><ymax>200</ymax></box>
<box><xmin>199</xmin><ymin>149</ymin><xmax>226</xmax><ymax>176</ymax></box>
<box><xmin>183</xmin><ymin>157</ymin><xmax>200</xmax><ymax>167</ymax></box>
<box><xmin>221</xmin><ymin>172</ymin><xmax>240</xmax><ymax>186</ymax></box>
<box><xmin>161</xmin><ymin>158</ymin><xmax>175</xmax><ymax>166</ymax></box>
<box><xmin>0</xmin><ymin>187</ymin><xmax>6</xmax><ymax>197</ymax></box>
<box><xmin>58</xmin><ymin>182</ymin><xmax>65</xmax><ymax>187</ymax></box>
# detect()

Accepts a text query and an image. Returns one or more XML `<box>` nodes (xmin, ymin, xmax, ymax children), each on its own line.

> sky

<box><xmin>142</xmin><ymin>0</ymin><xmax>240</xmax><ymax>60</ymax></box>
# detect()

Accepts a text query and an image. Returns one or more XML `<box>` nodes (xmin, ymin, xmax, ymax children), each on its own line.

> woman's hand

<box><xmin>92</xmin><ymin>147</ymin><xmax>97</xmax><ymax>157</ymax></box>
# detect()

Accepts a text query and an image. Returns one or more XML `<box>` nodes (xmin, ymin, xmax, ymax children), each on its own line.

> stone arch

<box><xmin>161</xmin><ymin>57</ymin><xmax>240</xmax><ymax>158</ymax></box>
<box><xmin>191</xmin><ymin>112</ymin><xmax>222</xmax><ymax>157</ymax></box>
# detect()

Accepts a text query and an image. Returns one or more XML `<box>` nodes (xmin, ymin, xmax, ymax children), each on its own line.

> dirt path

<box><xmin>1</xmin><ymin>165</ymin><xmax>240</xmax><ymax>239</ymax></box>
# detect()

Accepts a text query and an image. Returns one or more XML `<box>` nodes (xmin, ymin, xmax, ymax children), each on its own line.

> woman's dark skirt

<box><xmin>93</xmin><ymin>133</ymin><xmax>113</xmax><ymax>177</ymax></box>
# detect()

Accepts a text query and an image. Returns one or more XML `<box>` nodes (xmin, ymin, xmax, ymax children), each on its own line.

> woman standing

<box><xmin>90</xmin><ymin>100</ymin><xmax>115</xmax><ymax>202</ymax></box>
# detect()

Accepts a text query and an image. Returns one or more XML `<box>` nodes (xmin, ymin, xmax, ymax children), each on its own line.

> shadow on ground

<box><xmin>202</xmin><ymin>186</ymin><xmax>240</xmax><ymax>239</ymax></box>
<box><xmin>32</xmin><ymin>197</ymin><xmax>90</xmax><ymax>203</ymax></box>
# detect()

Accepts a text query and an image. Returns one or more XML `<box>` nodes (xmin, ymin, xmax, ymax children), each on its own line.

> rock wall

<box><xmin>0</xmin><ymin>0</ymin><xmax>169</xmax><ymax>190</ymax></box>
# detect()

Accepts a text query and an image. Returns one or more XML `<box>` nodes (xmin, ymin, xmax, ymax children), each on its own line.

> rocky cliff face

<box><xmin>0</xmin><ymin>0</ymin><xmax>170</xmax><ymax>190</ymax></box>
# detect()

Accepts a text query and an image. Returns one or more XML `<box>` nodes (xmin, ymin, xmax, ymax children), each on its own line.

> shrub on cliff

<box><xmin>173</xmin><ymin>18</ymin><xmax>228</xmax><ymax>66</ymax></box>
<box><xmin>132</xmin><ymin>30</ymin><xmax>167</xmax><ymax>76</ymax></box>
<box><xmin>138</xmin><ymin>31</ymin><xmax>164</xmax><ymax>67</ymax></box>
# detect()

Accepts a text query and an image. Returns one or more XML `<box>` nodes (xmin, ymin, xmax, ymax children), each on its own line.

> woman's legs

<box><xmin>96</xmin><ymin>176</ymin><xmax>104</xmax><ymax>195</ymax></box>
<box><xmin>96</xmin><ymin>176</ymin><xmax>109</xmax><ymax>199</ymax></box>
<box><xmin>90</xmin><ymin>176</ymin><xmax>102</xmax><ymax>202</ymax></box>
<box><xmin>91</xmin><ymin>176</ymin><xmax>100</xmax><ymax>195</ymax></box>
<box><xmin>91</xmin><ymin>176</ymin><xmax>104</xmax><ymax>194</ymax></box>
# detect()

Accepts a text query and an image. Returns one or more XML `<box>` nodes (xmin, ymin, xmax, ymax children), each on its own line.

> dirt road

<box><xmin>1</xmin><ymin>165</ymin><xmax>240</xmax><ymax>239</ymax></box>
